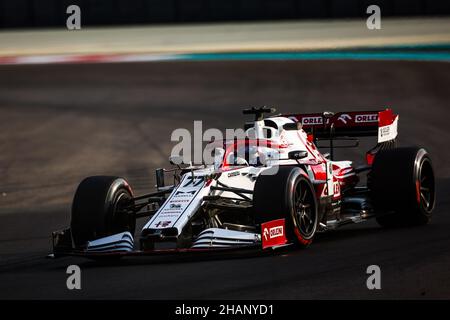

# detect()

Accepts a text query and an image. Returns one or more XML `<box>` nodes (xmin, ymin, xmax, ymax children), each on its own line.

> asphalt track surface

<box><xmin>0</xmin><ymin>60</ymin><xmax>449</xmax><ymax>299</ymax></box>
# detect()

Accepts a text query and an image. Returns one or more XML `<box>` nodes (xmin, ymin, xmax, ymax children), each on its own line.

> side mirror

<box><xmin>169</xmin><ymin>155</ymin><xmax>184</xmax><ymax>165</ymax></box>
<box><xmin>288</xmin><ymin>150</ymin><xmax>308</xmax><ymax>160</ymax></box>
<box><xmin>213</xmin><ymin>148</ymin><xmax>225</xmax><ymax>170</ymax></box>
<box><xmin>155</xmin><ymin>168</ymin><xmax>165</xmax><ymax>189</ymax></box>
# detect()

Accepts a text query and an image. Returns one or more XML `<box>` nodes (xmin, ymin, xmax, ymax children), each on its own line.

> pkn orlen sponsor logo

<box><xmin>261</xmin><ymin>219</ymin><xmax>287</xmax><ymax>249</ymax></box>
<box><xmin>338</xmin><ymin>114</ymin><xmax>352</xmax><ymax>124</ymax></box>
<box><xmin>301</xmin><ymin>116</ymin><xmax>323</xmax><ymax>125</ymax></box>
<box><xmin>355</xmin><ymin>114</ymin><xmax>378</xmax><ymax>123</ymax></box>
<box><xmin>263</xmin><ymin>225</ymin><xmax>284</xmax><ymax>241</ymax></box>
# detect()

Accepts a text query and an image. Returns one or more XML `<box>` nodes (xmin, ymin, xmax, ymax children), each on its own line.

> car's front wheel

<box><xmin>70</xmin><ymin>176</ymin><xmax>135</xmax><ymax>248</ymax></box>
<box><xmin>254</xmin><ymin>166</ymin><xmax>318</xmax><ymax>247</ymax></box>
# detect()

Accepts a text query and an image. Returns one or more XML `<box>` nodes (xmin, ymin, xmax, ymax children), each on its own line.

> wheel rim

<box><xmin>293</xmin><ymin>179</ymin><xmax>316</xmax><ymax>238</ymax></box>
<box><xmin>418</xmin><ymin>159</ymin><xmax>435</xmax><ymax>213</ymax></box>
<box><xmin>112</xmin><ymin>191</ymin><xmax>134</xmax><ymax>233</ymax></box>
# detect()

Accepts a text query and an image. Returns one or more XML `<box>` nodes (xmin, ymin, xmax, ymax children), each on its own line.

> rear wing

<box><xmin>285</xmin><ymin>109</ymin><xmax>398</xmax><ymax>143</ymax></box>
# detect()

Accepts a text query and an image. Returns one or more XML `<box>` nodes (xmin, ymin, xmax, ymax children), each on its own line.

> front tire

<box><xmin>254</xmin><ymin>166</ymin><xmax>318</xmax><ymax>247</ymax></box>
<box><xmin>70</xmin><ymin>176</ymin><xmax>135</xmax><ymax>247</ymax></box>
<box><xmin>370</xmin><ymin>147</ymin><xmax>435</xmax><ymax>227</ymax></box>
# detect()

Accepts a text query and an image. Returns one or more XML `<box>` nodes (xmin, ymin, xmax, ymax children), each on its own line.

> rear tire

<box><xmin>254</xmin><ymin>166</ymin><xmax>318</xmax><ymax>247</ymax></box>
<box><xmin>71</xmin><ymin>176</ymin><xmax>135</xmax><ymax>247</ymax></box>
<box><xmin>370</xmin><ymin>147</ymin><xmax>435</xmax><ymax>227</ymax></box>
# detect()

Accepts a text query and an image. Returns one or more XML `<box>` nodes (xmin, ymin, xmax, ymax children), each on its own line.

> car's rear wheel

<box><xmin>254</xmin><ymin>166</ymin><xmax>318</xmax><ymax>247</ymax></box>
<box><xmin>370</xmin><ymin>147</ymin><xmax>435</xmax><ymax>227</ymax></box>
<box><xmin>71</xmin><ymin>176</ymin><xmax>135</xmax><ymax>247</ymax></box>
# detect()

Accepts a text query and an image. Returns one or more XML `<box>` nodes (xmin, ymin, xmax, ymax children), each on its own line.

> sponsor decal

<box><xmin>145</xmin><ymin>174</ymin><xmax>205</xmax><ymax>230</ymax></box>
<box><xmin>301</xmin><ymin>116</ymin><xmax>323</xmax><ymax>125</ymax></box>
<box><xmin>175</xmin><ymin>190</ymin><xmax>196</xmax><ymax>196</ymax></box>
<box><xmin>355</xmin><ymin>114</ymin><xmax>378</xmax><ymax>123</ymax></box>
<box><xmin>267</xmin><ymin>226</ymin><xmax>283</xmax><ymax>239</ymax></box>
<box><xmin>333</xmin><ymin>181</ymin><xmax>341</xmax><ymax>198</ymax></box>
<box><xmin>261</xmin><ymin>219</ymin><xmax>288</xmax><ymax>249</ymax></box>
<box><xmin>338</xmin><ymin>114</ymin><xmax>352</xmax><ymax>124</ymax></box>
<box><xmin>155</xmin><ymin>221</ymin><xmax>171</xmax><ymax>228</ymax></box>
<box><xmin>156</xmin><ymin>213</ymin><xmax>180</xmax><ymax>218</ymax></box>
<box><xmin>183</xmin><ymin>176</ymin><xmax>205</xmax><ymax>187</ymax></box>
<box><xmin>170</xmin><ymin>199</ymin><xmax>190</xmax><ymax>203</ymax></box>
<box><xmin>227</xmin><ymin>171</ymin><xmax>240</xmax><ymax>178</ymax></box>
<box><xmin>379</xmin><ymin>125</ymin><xmax>390</xmax><ymax>137</ymax></box>
<box><xmin>378</xmin><ymin>117</ymin><xmax>397</xmax><ymax>142</ymax></box>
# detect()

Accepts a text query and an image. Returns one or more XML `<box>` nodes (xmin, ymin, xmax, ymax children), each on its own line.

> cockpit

<box><xmin>211</xmin><ymin>139</ymin><xmax>281</xmax><ymax>169</ymax></box>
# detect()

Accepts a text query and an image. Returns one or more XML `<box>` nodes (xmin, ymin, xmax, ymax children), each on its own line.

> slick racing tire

<box><xmin>370</xmin><ymin>147</ymin><xmax>435</xmax><ymax>227</ymax></box>
<box><xmin>254</xmin><ymin>166</ymin><xmax>318</xmax><ymax>247</ymax></box>
<box><xmin>71</xmin><ymin>176</ymin><xmax>135</xmax><ymax>247</ymax></box>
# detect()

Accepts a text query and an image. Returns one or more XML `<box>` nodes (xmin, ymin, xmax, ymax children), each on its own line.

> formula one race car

<box><xmin>51</xmin><ymin>107</ymin><xmax>435</xmax><ymax>258</ymax></box>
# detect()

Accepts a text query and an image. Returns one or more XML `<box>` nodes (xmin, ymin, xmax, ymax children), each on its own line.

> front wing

<box><xmin>50</xmin><ymin>219</ymin><xmax>291</xmax><ymax>259</ymax></box>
